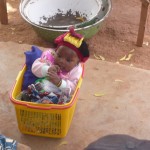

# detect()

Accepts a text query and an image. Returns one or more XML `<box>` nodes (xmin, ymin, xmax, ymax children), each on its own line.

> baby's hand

<box><xmin>47</xmin><ymin>65</ymin><xmax>61</xmax><ymax>86</ymax></box>
<box><xmin>48</xmin><ymin>65</ymin><xmax>60</xmax><ymax>73</ymax></box>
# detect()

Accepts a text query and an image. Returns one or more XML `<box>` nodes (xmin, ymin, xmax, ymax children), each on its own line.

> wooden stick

<box><xmin>141</xmin><ymin>0</ymin><xmax>150</xmax><ymax>4</ymax></box>
<box><xmin>0</xmin><ymin>0</ymin><xmax>8</xmax><ymax>24</ymax></box>
<box><xmin>136</xmin><ymin>0</ymin><xmax>149</xmax><ymax>46</ymax></box>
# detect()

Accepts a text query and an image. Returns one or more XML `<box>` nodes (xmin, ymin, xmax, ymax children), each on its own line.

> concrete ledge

<box><xmin>17</xmin><ymin>143</ymin><xmax>31</xmax><ymax>150</ymax></box>
<box><xmin>1</xmin><ymin>42</ymin><xmax>150</xmax><ymax>149</ymax></box>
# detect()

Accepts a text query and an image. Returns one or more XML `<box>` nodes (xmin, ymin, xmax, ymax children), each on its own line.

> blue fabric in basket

<box><xmin>22</xmin><ymin>46</ymin><xmax>42</xmax><ymax>90</ymax></box>
<box><xmin>0</xmin><ymin>134</ymin><xmax>17</xmax><ymax>150</ymax></box>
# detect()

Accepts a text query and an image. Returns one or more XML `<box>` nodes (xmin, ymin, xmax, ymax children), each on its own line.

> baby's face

<box><xmin>54</xmin><ymin>45</ymin><xmax>80</xmax><ymax>72</ymax></box>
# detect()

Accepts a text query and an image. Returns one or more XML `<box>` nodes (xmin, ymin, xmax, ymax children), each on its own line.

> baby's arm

<box><xmin>32</xmin><ymin>54</ymin><xmax>61</xmax><ymax>87</ymax></box>
<box><xmin>32</xmin><ymin>58</ymin><xmax>51</xmax><ymax>78</ymax></box>
<box><xmin>32</xmin><ymin>49</ymin><xmax>54</xmax><ymax>78</ymax></box>
<box><xmin>58</xmin><ymin>64</ymin><xmax>83</xmax><ymax>94</ymax></box>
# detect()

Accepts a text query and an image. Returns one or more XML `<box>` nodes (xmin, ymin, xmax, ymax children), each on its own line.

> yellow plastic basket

<box><xmin>10</xmin><ymin>64</ymin><xmax>84</xmax><ymax>138</ymax></box>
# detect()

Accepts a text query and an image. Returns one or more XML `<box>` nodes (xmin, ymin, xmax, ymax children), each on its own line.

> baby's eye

<box><xmin>66</xmin><ymin>58</ymin><xmax>71</xmax><ymax>62</ymax></box>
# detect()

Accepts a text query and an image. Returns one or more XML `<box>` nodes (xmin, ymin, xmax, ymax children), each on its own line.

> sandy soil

<box><xmin>1</xmin><ymin>0</ymin><xmax>150</xmax><ymax>70</ymax></box>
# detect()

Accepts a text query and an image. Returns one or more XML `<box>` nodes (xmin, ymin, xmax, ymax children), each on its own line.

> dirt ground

<box><xmin>1</xmin><ymin>1</ymin><xmax>150</xmax><ymax>149</ymax></box>
<box><xmin>1</xmin><ymin>0</ymin><xmax>150</xmax><ymax>70</ymax></box>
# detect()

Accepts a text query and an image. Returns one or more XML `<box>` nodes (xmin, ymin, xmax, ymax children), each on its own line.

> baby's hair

<box><xmin>78</xmin><ymin>40</ymin><xmax>89</xmax><ymax>62</ymax></box>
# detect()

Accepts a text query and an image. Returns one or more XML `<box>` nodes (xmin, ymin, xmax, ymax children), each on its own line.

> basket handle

<box><xmin>25</xmin><ymin>103</ymin><xmax>56</xmax><ymax>110</ymax></box>
<box><xmin>24</xmin><ymin>101</ymin><xmax>71</xmax><ymax>110</ymax></box>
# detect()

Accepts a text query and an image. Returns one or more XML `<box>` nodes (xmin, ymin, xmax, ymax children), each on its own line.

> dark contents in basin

<box><xmin>39</xmin><ymin>9</ymin><xmax>87</xmax><ymax>27</ymax></box>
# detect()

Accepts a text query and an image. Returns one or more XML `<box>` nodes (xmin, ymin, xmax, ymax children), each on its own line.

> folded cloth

<box><xmin>22</xmin><ymin>46</ymin><xmax>43</xmax><ymax>90</ymax></box>
<box><xmin>0</xmin><ymin>134</ymin><xmax>17</xmax><ymax>150</ymax></box>
<box><xmin>85</xmin><ymin>134</ymin><xmax>150</xmax><ymax>150</ymax></box>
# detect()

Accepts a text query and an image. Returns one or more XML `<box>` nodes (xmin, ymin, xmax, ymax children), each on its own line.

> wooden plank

<box><xmin>0</xmin><ymin>0</ymin><xmax>8</xmax><ymax>24</ymax></box>
<box><xmin>141</xmin><ymin>0</ymin><xmax>150</xmax><ymax>4</ymax></box>
<box><xmin>136</xmin><ymin>0</ymin><xmax>149</xmax><ymax>46</ymax></box>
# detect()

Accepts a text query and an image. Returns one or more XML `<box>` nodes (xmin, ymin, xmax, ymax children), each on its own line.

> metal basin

<box><xmin>20</xmin><ymin>0</ymin><xmax>112</xmax><ymax>42</ymax></box>
<box><xmin>20</xmin><ymin>0</ymin><xmax>102</xmax><ymax>28</ymax></box>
